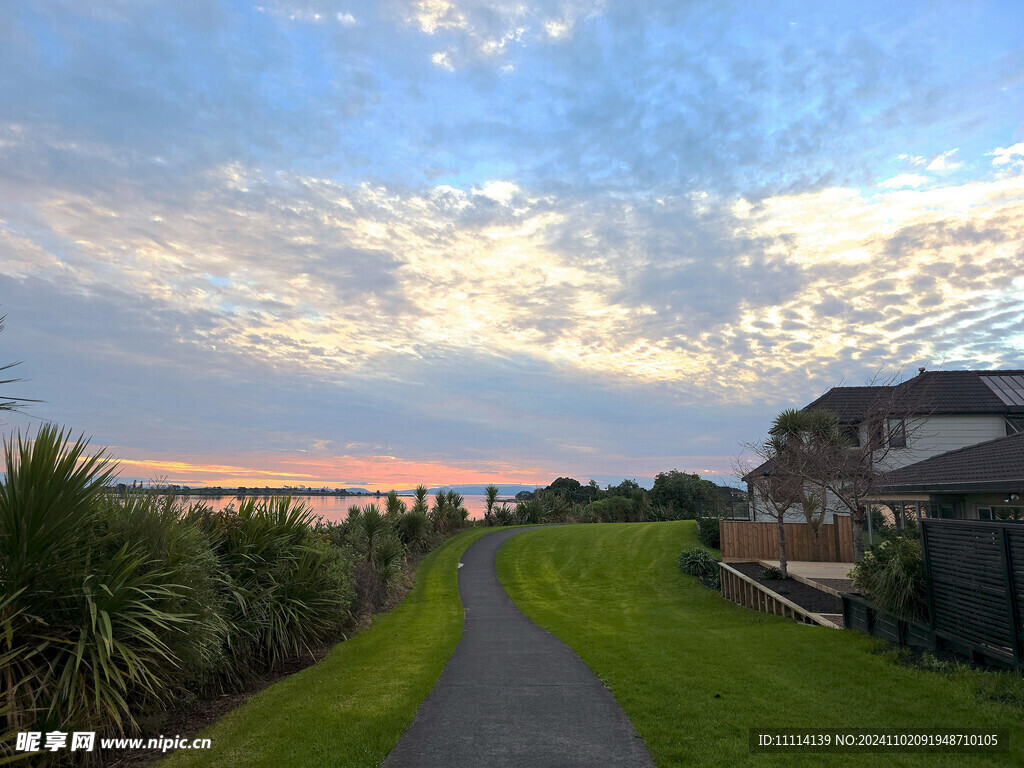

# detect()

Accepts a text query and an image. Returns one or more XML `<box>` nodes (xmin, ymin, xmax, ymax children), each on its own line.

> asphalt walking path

<box><xmin>383</xmin><ymin>527</ymin><xmax>655</xmax><ymax>768</ymax></box>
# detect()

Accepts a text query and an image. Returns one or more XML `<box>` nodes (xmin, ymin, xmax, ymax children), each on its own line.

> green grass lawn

<box><xmin>162</xmin><ymin>526</ymin><xmax>500</xmax><ymax>768</ymax></box>
<box><xmin>496</xmin><ymin>521</ymin><xmax>1024</xmax><ymax>767</ymax></box>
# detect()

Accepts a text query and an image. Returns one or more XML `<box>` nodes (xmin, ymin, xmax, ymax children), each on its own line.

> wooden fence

<box><xmin>720</xmin><ymin>516</ymin><xmax>855</xmax><ymax>563</ymax></box>
<box><xmin>921</xmin><ymin>519</ymin><xmax>1024</xmax><ymax>668</ymax></box>
<box><xmin>719</xmin><ymin>562</ymin><xmax>834</xmax><ymax>626</ymax></box>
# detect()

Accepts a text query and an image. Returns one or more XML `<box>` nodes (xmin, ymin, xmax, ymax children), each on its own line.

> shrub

<box><xmin>677</xmin><ymin>548</ymin><xmax>718</xmax><ymax>579</ymax></box>
<box><xmin>694</xmin><ymin>515</ymin><xmax>721</xmax><ymax>549</ymax></box>
<box><xmin>371</xmin><ymin>534</ymin><xmax>406</xmax><ymax>590</ymax></box>
<box><xmin>516</xmin><ymin>496</ymin><xmax>546</xmax><ymax>524</ymax></box>
<box><xmin>759</xmin><ymin>565</ymin><xmax>783</xmax><ymax>580</ymax></box>
<box><xmin>384</xmin><ymin>490</ymin><xmax>407</xmax><ymax>517</ymax></box>
<box><xmin>190</xmin><ymin>496</ymin><xmax>355</xmax><ymax>688</ymax></box>
<box><xmin>493</xmin><ymin>503</ymin><xmax>519</xmax><ymax>526</ymax></box>
<box><xmin>394</xmin><ymin>509</ymin><xmax>432</xmax><ymax>551</ymax></box>
<box><xmin>0</xmin><ymin>427</ymin><xmax>198</xmax><ymax>743</ymax></box>
<box><xmin>587</xmin><ymin>496</ymin><xmax>631</xmax><ymax>523</ymax></box>
<box><xmin>445</xmin><ymin>491</ymin><xmax>469</xmax><ymax>529</ymax></box>
<box><xmin>849</xmin><ymin>533</ymin><xmax>928</xmax><ymax>621</ymax></box>
<box><xmin>98</xmin><ymin>493</ymin><xmax>227</xmax><ymax>697</ymax></box>
<box><xmin>313</xmin><ymin>518</ymin><xmax>349</xmax><ymax>549</ymax></box>
<box><xmin>350</xmin><ymin>503</ymin><xmax>389</xmax><ymax>559</ymax></box>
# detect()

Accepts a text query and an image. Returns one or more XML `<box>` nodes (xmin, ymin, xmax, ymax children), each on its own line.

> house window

<box><xmin>929</xmin><ymin>502</ymin><xmax>957</xmax><ymax>519</ymax></box>
<box><xmin>842</xmin><ymin>424</ymin><xmax>860</xmax><ymax>447</ymax></box>
<box><xmin>867</xmin><ymin>418</ymin><xmax>885</xmax><ymax>449</ymax></box>
<box><xmin>978</xmin><ymin>507</ymin><xmax>993</xmax><ymax>520</ymax></box>
<box><xmin>888</xmin><ymin>418</ymin><xmax>907</xmax><ymax>448</ymax></box>
<box><xmin>992</xmin><ymin>506</ymin><xmax>1023</xmax><ymax>521</ymax></box>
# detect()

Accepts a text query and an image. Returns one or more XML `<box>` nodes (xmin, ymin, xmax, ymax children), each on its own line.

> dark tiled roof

<box><xmin>803</xmin><ymin>370</ymin><xmax>1024</xmax><ymax>420</ymax></box>
<box><xmin>890</xmin><ymin>370</ymin><xmax>1024</xmax><ymax>414</ymax></box>
<box><xmin>879</xmin><ymin>431</ymin><xmax>1024</xmax><ymax>492</ymax></box>
<box><xmin>803</xmin><ymin>386</ymin><xmax>894</xmax><ymax>422</ymax></box>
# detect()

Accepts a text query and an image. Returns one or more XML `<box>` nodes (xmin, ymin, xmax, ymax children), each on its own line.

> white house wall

<box><xmin>749</xmin><ymin>486</ymin><xmax>847</xmax><ymax>524</ymax></box>
<box><xmin>875</xmin><ymin>414</ymin><xmax>1007</xmax><ymax>471</ymax></box>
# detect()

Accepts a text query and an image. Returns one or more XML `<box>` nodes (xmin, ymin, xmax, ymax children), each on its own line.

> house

<box><xmin>876</xmin><ymin>430</ymin><xmax>1024</xmax><ymax>520</ymax></box>
<box><xmin>744</xmin><ymin>368</ymin><xmax>1024</xmax><ymax>524</ymax></box>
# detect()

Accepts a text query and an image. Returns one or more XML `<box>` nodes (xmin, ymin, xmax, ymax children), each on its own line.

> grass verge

<box><xmin>161</xmin><ymin>526</ymin><xmax>498</xmax><ymax>768</ymax></box>
<box><xmin>496</xmin><ymin>521</ymin><xmax>1024</xmax><ymax>767</ymax></box>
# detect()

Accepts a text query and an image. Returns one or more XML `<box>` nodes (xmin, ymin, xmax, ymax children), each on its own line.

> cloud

<box><xmin>431</xmin><ymin>50</ymin><xmax>455</xmax><ymax>70</ymax></box>
<box><xmin>882</xmin><ymin>173</ymin><xmax>928</xmax><ymax>188</ymax></box>
<box><xmin>926</xmin><ymin>148</ymin><xmax>962</xmax><ymax>171</ymax></box>
<box><xmin>4</xmin><ymin>138</ymin><xmax>1023</xmax><ymax>415</ymax></box>
<box><xmin>3</xmin><ymin>1</ymin><xmax>1024</xmax><ymax>486</ymax></box>
<box><xmin>402</xmin><ymin>0</ymin><xmax>603</xmax><ymax>69</ymax></box>
<box><xmin>992</xmin><ymin>142</ymin><xmax>1024</xmax><ymax>167</ymax></box>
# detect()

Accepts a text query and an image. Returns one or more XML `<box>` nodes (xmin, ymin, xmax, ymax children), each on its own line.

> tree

<box><xmin>748</xmin><ymin>374</ymin><xmax>934</xmax><ymax>562</ymax></box>
<box><xmin>484</xmin><ymin>484</ymin><xmax>499</xmax><ymax>525</ymax></box>
<box><xmin>767</xmin><ymin>408</ymin><xmax>846</xmax><ymax>562</ymax></box>
<box><xmin>545</xmin><ymin>477</ymin><xmax>596</xmax><ymax>504</ymax></box>
<box><xmin>604</xmin><ymin>479</ymin><xmax>641</xmax><ymax>498</ymax></box>
<box><xmin>649</xmin><ymin>470</ymin><xmax>718</xmax><ymax>517</ymax></box>
<box><xmin>384</xmin><ymin>489</ymin><xmax>406</xmax><ymax>517</ymax></box>
<box><xmin>412</xmin><ymin>485</ymin><xmax>429</xmax><ymax>516</ymax></box>
<box><xmin>743</xmin><ymin>433</ymin><xmax>805</xmax><ymax>578</ymax></box>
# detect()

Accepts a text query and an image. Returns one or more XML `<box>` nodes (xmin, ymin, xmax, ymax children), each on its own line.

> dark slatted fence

<box><xmin>921</xmin><ymin>519</ymin><xmax>1024</xmax><ymax>667</ymax></box>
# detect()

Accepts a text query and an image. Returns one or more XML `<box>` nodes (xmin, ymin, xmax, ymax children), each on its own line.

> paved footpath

<box><xmin>384</xmin><ymin>527</ymin><xmax>655</xmax><ymax>768</ymax></box>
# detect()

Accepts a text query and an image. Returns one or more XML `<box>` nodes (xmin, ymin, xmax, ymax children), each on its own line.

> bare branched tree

<box><xmin>746</xmin><ymin>370</ymin><xmax>937</xmax><ymax>563</ymax></box>
<box><xmin>740</xmin><ymin>426</ymin><xmax>808</xmax><ymax>578</ymax></box>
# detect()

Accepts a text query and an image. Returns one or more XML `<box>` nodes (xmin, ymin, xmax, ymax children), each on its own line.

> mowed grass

<box><xmin>496</xmin><ymin>522</ymin><xmax>1024</xmax><ymax>767</ymax></box>
<box><xmin>163</xmin><ymin>526</ymin><xmax>499</xmax><ymax>768</ymax></box>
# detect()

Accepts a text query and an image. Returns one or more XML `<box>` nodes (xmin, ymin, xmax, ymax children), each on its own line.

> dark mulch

<box><xmin>728</xmin><ymin>562</ymin><xmax>843</xmax><ymax>614</ymax></box>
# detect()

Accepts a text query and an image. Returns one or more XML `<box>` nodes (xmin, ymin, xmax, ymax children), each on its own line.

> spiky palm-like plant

<box><xmin>430</xmin><ymin>490</ymin><xmax>448</xmax><ymax>532</ymax></box>
<box><xmin>484</xmin><ymin>484</ymin><xmax>499</xmax><ymax>525</ymax></box>
<box><xmin>370</xmin><ymin>535</ymin><xmax>406</xmax><ymax>590</ymax></box>
<box><xmin>189</xmin><ymin>496</ymin><xmax>354</xmax><ymax>687</ymax></box>
<box><xmin>384</xmin><ymin>490</ymin><xmax>407</xmax><ymax>517</ymax></box>
<box><xmin>445</xmin><ymin>490</ymin><xmax>468</xmax><ymax>529</ymax></box>
<box><xmin>0</xmin><ymin>426</ymin><xmax>198</xmax><ymax>741</ymax></box>
<box><xmin>351</xmin><ymin>503</ymin><xmax>388</xmax><ymax>561</ymax></box>
<box><xmin>412</xmin><ymin>484</ymin><xmax>429</xmax><ymax>514</ymax></box>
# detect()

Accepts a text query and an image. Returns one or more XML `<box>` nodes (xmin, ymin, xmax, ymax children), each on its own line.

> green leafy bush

<box><xmin>677</xmin><ymin>548</ymin><xmax>718</xmax><ymax>579</ymax></box>
<box><xmin>587</xmin><ymin>496</ymin><xmax>631</xmax><ymax>522</ymax></box>
<box><xmin>759</xmin><ymin>565</ymin><xmax>783</xmax><ymax>580</ymax></box>
<box><xmin>849</xmin><ymin>533</ymin><xmax>928</xmax><ymax>621</ymax></box>
<box><xmin>98</xmin><ymin>493</ymin><xmax>227</xmax><ymax>698</ymax></box>
<box><xmin>394</xmin><ymin>509</ymin><xmax>432</xmax><ymax>551</ymax></box>
<box><xmin>694</xmin><ymin>515</ymin><xmax>721</xmax><ymax>549</ymax></box>
<box><xmin>0</xmin><ymin>427</ymin><xmax>201</xmax><ymax>744</ymax></box>
<box><xmin>493</xmin><ymin>503</ymin><xmax>519</xmax><ymax>526</ymax></box>
<box><xmin>188</xmin><ymin>496</ymin><xmax>355</xmax><ymax>688</ymax></box>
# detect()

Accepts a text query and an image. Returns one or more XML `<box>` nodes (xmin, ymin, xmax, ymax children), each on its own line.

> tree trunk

<box><xmin>852</xmin><ymin>504</ymin><xmax>866</xmax><ymax>561</ymax></box>
<box><xmin>809</xmin><ymin>522</ymin><xmax>822</xmax><ymax>562</ymax></box>
<box><xmin>777</xmin><ymin>518</ymin><xmax>788</xmax><ymax>578</ymax></box>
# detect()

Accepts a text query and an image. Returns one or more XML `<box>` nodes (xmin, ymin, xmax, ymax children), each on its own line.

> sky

<box><xmin>1</xmin><ymin>0</ymin><xmax>1022</xmax><ymax>490</ymax></box>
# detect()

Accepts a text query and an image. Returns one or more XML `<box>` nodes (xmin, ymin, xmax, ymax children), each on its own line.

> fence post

<box><xmin>999</xmin><ymin>527</ymin><xmax>1023</xmax><ymax>666</ymax></box>
<box><xmin>920</xmin><ymin>519</ymin><xmax>938</xmax><ymax>634</ymax></box>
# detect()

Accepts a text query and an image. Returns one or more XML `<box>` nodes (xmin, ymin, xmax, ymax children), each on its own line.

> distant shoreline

<box><xmin>105</xmin><ymin>487</ymin><xmax>403</xmax><ymax>497</ymax></box>
<box><xmin>102</xmin><ymin>487</ymin><xmax>520</xmax><ymax>502</ymax></box>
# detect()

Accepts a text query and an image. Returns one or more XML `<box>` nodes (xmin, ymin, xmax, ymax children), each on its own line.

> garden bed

<box><xmin>728</xmin><ymin>562</ymin><xmax>842</xmax><ymax>614</ymax></box>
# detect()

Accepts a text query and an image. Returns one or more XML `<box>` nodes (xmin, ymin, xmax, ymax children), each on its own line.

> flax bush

<box><xmin>677</xmin><ymin>548</ymin><xmax>718</xmax><ymax>579</ymax></box>
<box><xmin>188</xmin><ymin>497</ymin><xmax>355</xmax><ymax>688</ymax></box>
<box><xmin>849</xmin><ymin>533</ymin><xmax>928</xmax><ymax>621</ymax></box>
<box><xmin>0</xmin><ymin>427</ymin><xmax>209</xmax><ymax>750</ymax></box>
